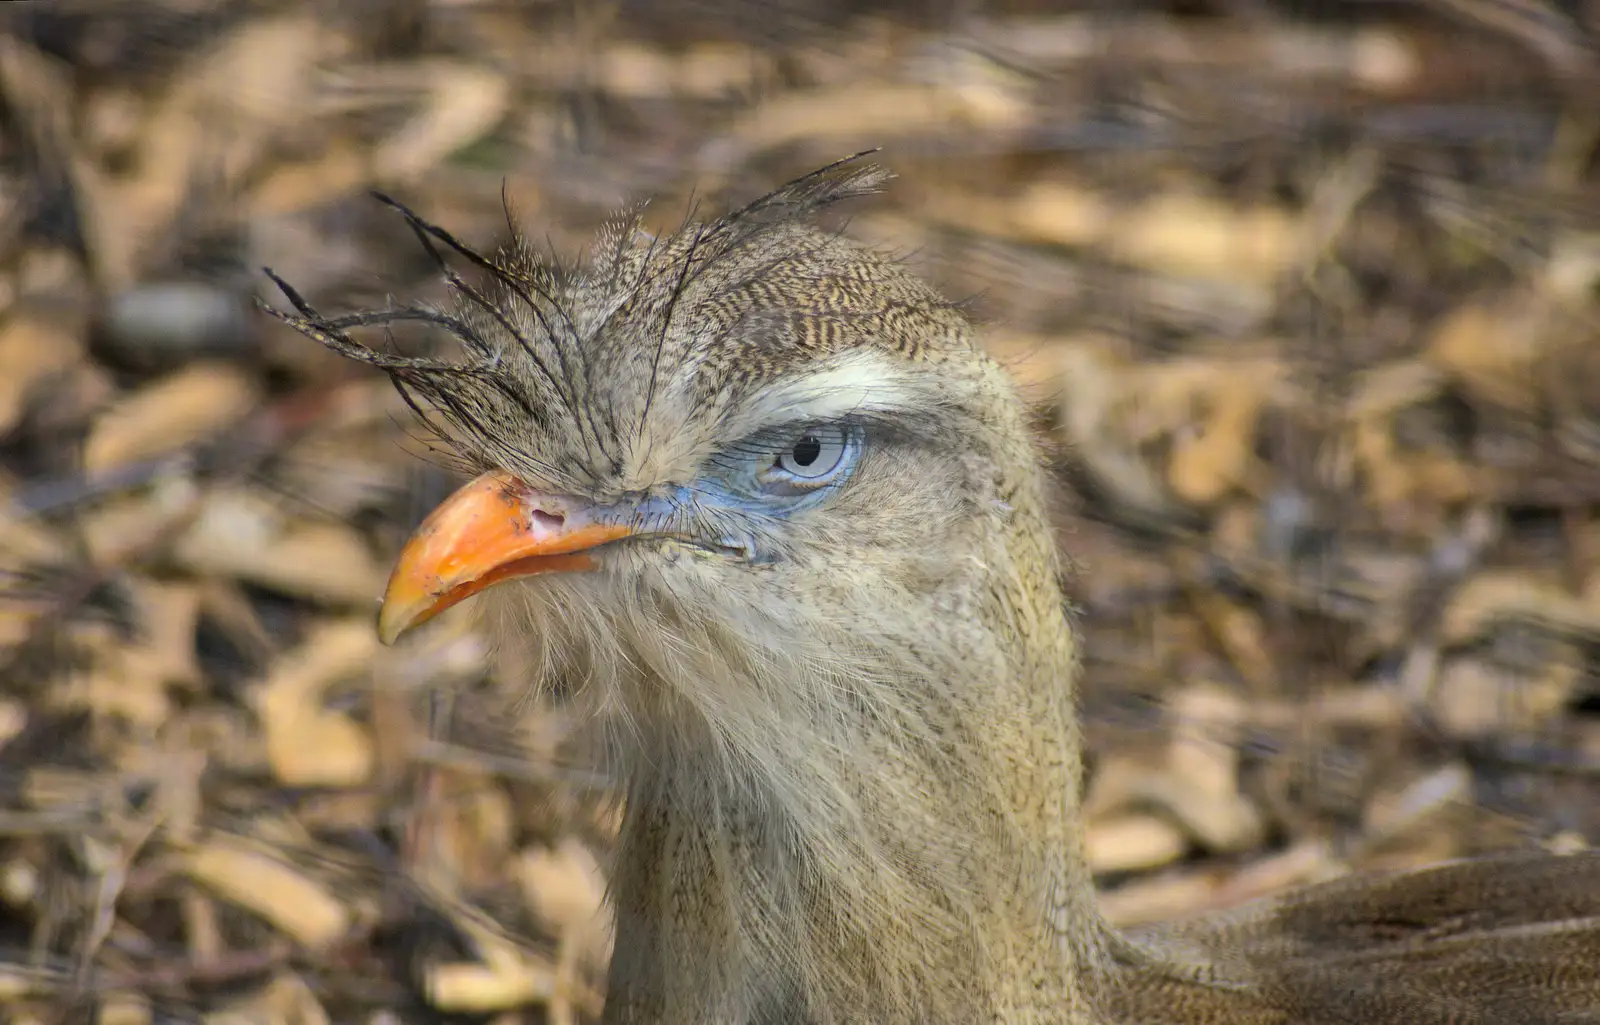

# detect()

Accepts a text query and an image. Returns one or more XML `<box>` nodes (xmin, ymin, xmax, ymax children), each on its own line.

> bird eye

<box><xmin>777</xmin><ymin>429</ymin><xmax>846</xmax><ymax>478</ymax></box>
<box><xmin>758</xmin><ymin>424</ymin><xmax>857</xmax><ymax>494</ymax></box>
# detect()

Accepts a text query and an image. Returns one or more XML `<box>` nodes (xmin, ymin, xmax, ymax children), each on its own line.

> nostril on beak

<box><xmin>529</xmin><ymin>508</ymin><xmax>565</xmax><ymax>535</ymax></box>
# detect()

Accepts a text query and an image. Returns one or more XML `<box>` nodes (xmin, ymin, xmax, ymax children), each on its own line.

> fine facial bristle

<box><xmin>256</xmin><ymin>152</ymin><xmax>897</xmax><ymax>482</ymax></box>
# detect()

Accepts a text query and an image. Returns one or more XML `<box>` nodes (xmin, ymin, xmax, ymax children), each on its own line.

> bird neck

<box><xmin>602</xmin><ymin>478</ymin><xmax>1112</xmax><ymax>1023</ymax></box>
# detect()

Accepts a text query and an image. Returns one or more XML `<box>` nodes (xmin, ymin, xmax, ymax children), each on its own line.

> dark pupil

<box><xmin>791</xmin><ymin>435</ymin><xmax>823</xmax><ymax>467</ymax></box>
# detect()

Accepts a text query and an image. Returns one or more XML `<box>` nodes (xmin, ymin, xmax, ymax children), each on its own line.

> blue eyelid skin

<box><xmin>705</xmin><ymin>422</ymin><xmax>864</xmax><ymax>509</ymax></box>
<box><xmin>641</xmin><ymin>422</ymin><xmax>866</xmax><ymax>562</ymax></box>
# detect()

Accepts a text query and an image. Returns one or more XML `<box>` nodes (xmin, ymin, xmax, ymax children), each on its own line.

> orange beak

<box><xmin>376</xmin><ymin>471</ymin><xmax>631</xmax><ymax>645</ymax></box>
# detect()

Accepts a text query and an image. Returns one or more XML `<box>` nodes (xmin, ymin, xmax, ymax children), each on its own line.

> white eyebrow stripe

<box><xmin>724</xmin><ymin>350</ymin><xmax>937</xmax><ymax>434</ymax></box>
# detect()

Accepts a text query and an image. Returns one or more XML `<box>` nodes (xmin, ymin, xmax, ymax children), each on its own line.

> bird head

<box><xmin>261</xmin><ymin>157</ymin><xmax>1071</xmax><ymax>838</ymax></box>
<box><xmin>263</xmin><ymin>158</ymin><xmax>1093</xmax><ymax>1021</ymax></box>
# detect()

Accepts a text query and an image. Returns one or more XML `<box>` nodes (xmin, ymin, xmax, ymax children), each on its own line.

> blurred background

<box><xmin>0</xmin><ymin>0</ymin><xmax>1597</xmax><ymax>1021</ymax></box>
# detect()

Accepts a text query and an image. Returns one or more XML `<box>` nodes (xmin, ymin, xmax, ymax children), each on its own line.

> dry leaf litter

<box><xmin>0</xmin><ymin>0</ymin><xmax>1596</xmax><ymax>1021</ymax></box>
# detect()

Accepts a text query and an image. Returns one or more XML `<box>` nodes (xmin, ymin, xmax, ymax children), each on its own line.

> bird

<box><xmin>260</xmin><ymin>157</ymin><xmax>1600</xmax><ymax>1025</ymax></box>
